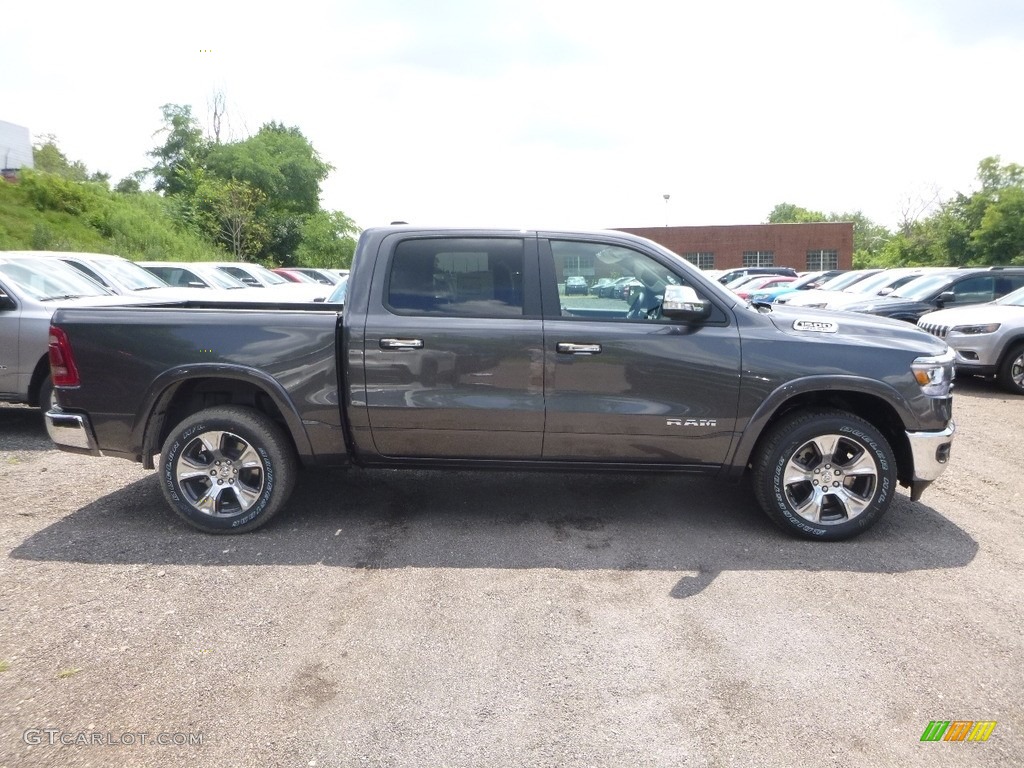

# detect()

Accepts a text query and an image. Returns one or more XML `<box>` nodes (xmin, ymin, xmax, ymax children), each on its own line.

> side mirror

<box><xmin>0</xmin><ymin>292</ymin><xmax>15</xmax><ymax>311</ymax></box>
<box><xmin>662</xmin><ymin>285</ymin><xmax>711</xmax><ymax>321</ymax></box>
<box><xmin>187</xmin><ymin>281</ymin><xmax>208</xmax><ymax>289</ymax></box>
<box><xmin>937</xmin><ymin>290</ymin><xmax>956</xmax><ymax>306</ymax></box>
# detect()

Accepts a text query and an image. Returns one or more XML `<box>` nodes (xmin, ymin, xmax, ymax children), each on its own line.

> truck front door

<box><xmin>539</xmin><ymin>236</ymin><xmax>742</xmax><ymax>466</ymax></box>
<box><xmin>360</xmin><ymin>235</ymin><xmax>545</xmax><ymax>459</ymax></box>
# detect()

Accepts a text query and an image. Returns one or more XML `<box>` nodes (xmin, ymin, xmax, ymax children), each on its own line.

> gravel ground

<box><xmin>0</xmin><ymin>379</ymin><xmax>1021</xmax><ymax>767</ymax></box>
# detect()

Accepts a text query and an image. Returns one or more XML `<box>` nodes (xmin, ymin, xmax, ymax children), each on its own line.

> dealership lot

<box><xmin>0</xmin><ymin>380</ymin><xmax>1021</xmax><ymax>767</ymax></box>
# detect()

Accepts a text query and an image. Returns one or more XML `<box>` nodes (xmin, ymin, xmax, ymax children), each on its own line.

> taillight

<box><xmin>48</xmin><ymin>325</ymin><xmax>80</xmax><ymax>387</ymax></box>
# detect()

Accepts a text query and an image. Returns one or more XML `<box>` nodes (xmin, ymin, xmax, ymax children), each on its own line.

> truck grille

<box><xmin>918</xmin><ymin>321</ymin><xmax>948</xmax><ymax>339</ymax></box>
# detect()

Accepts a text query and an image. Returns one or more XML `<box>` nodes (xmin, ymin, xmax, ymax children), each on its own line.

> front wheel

<box><xmin>996</xmin><ymin>343</ymin><xmax>1024</xmax><ymax>395</ymax></box>
<box><xmin>752</xmin><ymin>410</ymin><xmax>897</xmax><ymax>541</ymax></box>
<box><xmin>159</xmin><ymin>406</ymin><xmax>297</xmax><ymax>533</ymax></box>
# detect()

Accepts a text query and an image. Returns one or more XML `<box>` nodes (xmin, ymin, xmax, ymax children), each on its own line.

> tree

<box><xmin>148</xmin><ymin>104</ymin><xmax>207</xmax><ymax>196</ymax></box>
<box><xmin>204</xmin><ymin>122</ymin><xmax>333</xmax><ymax>262</ymax></box>
<box><xmin>32</xmin><ymin>136</ymin><xmax>89</xmax><ymax>181</ymax></box>
<box><xmin>766</xmin><ymin>203</ymin><xmax>826</xmax><ymax>224</ymax></box>
<box><xmin>294</xmin><ymin>211</ymin><xmax>360</xmax><ymax>268</ymax></box>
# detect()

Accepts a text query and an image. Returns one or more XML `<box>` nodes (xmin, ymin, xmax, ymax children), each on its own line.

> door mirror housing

<box><xmin>661</xmin><ymin>285</ymin><xmax>711</xmax><ymax>321</ymax></box>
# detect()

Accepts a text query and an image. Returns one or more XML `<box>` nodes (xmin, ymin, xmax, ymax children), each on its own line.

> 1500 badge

<box><xmin>667</xmin><ymin>418</ymin><xmax>718</xmax><ymax>427</ymax></box>
<box><xmin>793</xmin><ymin>319</ymin><xmax>839</xmax><ymax>333</ymax></box>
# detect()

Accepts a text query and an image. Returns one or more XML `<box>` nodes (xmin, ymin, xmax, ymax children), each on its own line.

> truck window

<box><xmin>549</xmin><ymin>240</ymin><xmax>687</xmax><ymax>322</ymax></box>
<box><xmin>386</xmin><ymin>238</ymin><xmax>525</xmax><ymax>317</ymax></box>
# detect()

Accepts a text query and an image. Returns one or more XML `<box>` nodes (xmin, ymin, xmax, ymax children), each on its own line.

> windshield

<box><xmin>841</xmin><ymin>271</ymin><xmax>904</xmax><ymax>294</ymax></box>
<box><xmin>326</xmin><ymin>276</ymin><xmax>348</xmax><ymax>303</ymax></box>
<box><xmin>815</xmin><ymin>270</ymin><xmax>876</xmax><ymax>291</ymax></box>
<box><xmin>198</xmin><ymin>267</ymin><xmax>248</xmax><ymax>289</ymax></box>
<box><xmin>0</xmin><ymin>259</ymin><xmax>112</xmax><ymax>300</ymax></box>
<box><xmin>996</xmin><ymin>286</ymin><xmax>1024</xmax><ymax>306</ymax></box>
<box><xmin>248</xmin><ymin>265</ymin><xmax>288</xmax><ymax>285</ymax></box>
<box><xmin>889</xmin><ymin>273</ymin><xmax>953</xmax><ymax>300</ymax></box>
<box><xmin>76</xmin><ymin>257</ymin><xmax>169</xmax><ymax>291</ymax></box>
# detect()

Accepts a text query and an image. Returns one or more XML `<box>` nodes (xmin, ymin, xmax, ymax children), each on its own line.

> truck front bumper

<box><xmin>45</xmin><ymin>407</ymin><xmax>101</xmax><ymax>456</ymax></box>
<box><xmin>906</xmin><ymin>422</ymin><xmax>955</xmax><ymax>501</ymax></box>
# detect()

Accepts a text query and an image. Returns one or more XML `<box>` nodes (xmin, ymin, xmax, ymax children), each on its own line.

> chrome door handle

<box><xmin>380</xmin><ymin>338</ymin><xmax>424</xmax><ymax>350</ymax></box>
<box><xmin>557</xmin><ymin>342</ymin><xmax>602</xmax><ymax>354</ymax></box>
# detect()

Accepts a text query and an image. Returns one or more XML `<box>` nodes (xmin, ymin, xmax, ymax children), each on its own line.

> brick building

<box><xmin>615</xmin><ymin>222</ymin><xmax>854</xmax><ymax>272</ymax></box>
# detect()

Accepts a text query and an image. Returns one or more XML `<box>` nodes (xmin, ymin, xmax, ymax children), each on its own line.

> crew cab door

<box><xmin>359</xmin><ymin>234</ymin><xmax>545</xmax><ymax>458</ymax></box>
<box><xmin>539</xmin><ymin>236</ymin><xmax>741</xmax><ymax>466</ymax></box>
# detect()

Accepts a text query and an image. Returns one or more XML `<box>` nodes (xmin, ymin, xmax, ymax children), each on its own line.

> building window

<box><xmin>682</xmin><ymin>252</ymin><xmax>715</xmax><ymax>270</ymax></box>
<box><xmin>807</xmin><ymin>249</ymin><xmax>838</xmax><ymax>270</ymax></box>
<box><xmin>743</xmin><ymin>250</ymin><xmax>774</xmax><ymax>267</ymax></box>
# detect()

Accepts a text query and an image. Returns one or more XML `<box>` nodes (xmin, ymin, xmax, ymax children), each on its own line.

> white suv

<box><xmin>918</xmin><ymin>286</ymin><xmax>1024</xmax><ymax>394</ymax></box>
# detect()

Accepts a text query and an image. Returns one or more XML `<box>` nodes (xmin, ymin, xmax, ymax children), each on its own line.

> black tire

<box><xmin>37</xmin><ymin>374</ymin><xmax>54</xmax><ymax>412</ymax></box>
<box><xmin>752</xmin><ymin>409</ymin><xmax>897</xmax><ymax>541</ymax></box>
<box><xmin>996</xmin><ymin>343</ymin><xmax>1024</xmax><ymax>395</ymax></box>
<box><xmin>159</xmin><ymin>406</ymin><xmax>297</xmax><ymax>534</ymax></box>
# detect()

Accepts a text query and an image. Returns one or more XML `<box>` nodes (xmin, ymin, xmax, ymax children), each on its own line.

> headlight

<box><xmin>911</xmin><ymin>349</ymin><xmax>956</xmax><ymax>398</ymax></box>
<box><xmin>951</xmin><ymin>323</ymin><xmax>1000</xmax><ymax>335</ymax></box>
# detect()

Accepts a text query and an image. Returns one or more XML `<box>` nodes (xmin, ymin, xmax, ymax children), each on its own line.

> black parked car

<box><xmin>845</xmin><ymin>267</ymin><xmax>1024</xmax><ymax>323</ymax></box>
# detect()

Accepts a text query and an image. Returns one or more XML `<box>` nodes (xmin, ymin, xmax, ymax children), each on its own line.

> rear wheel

<box><xmin>159</xmin><ymin>406</ymin><xmax>297</xmax><ymax>533</ymax></box>
<box><xmin>996</xmin><ymin>344</ymin><xmax>1024</xmax><ymax>395</ymax></box>
<box><xmin>752</xmin><ymin>410</ymin><xmax>897</xmax><ymax>541</ymax></box>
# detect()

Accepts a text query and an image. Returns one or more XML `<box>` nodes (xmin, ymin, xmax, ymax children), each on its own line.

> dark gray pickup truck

<box><xmin>45</xmin><ymin>227</ymin><xmax>956</xmax><ymax>540</ymax></box>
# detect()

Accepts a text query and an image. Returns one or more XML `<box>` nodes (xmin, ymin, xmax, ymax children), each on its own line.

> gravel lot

<box><xmin>0</xmin><ymin>379</ymin><xmax>1021</xmax><ymax>767</ymax></box>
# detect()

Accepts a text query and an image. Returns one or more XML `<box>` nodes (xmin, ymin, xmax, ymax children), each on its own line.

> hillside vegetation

<box><xmin>0</xmin><ymin>171</ymin><xmax>222</xmax><ymax>260</ymax></box>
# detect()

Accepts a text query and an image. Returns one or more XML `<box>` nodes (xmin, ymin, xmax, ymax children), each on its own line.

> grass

<box><xmin>0</xmin><ymin>660</ymin><xmax>10</xmax><ymax>673</ymax></box>
<box><xmin>56</xmin><ymin>667</ymin><xmax>83</xmax><ymax>679</ymax></box>
<box><xmin>0</xmin><ymin>172</ymin><xmax>223</xmax><ymax>262</ymax></box>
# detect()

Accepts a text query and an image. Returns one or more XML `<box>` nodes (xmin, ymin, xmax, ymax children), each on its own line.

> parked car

<box><xmin>782</xmin><ymin>268</ymin><xmax>953</xmax><ymax>310</ymax></box>
<box><xmin>733</xmin><ymin>276</ymin><xmax>796</xmax><ymax>299</ymax></box>
<box><xmin>20</xmin><ymin>251</ymin><xmax>206</xmax><ymax>299</ymax></box>
<box><xmin>564</xmin><ymin>276</ymin><xmax>589</xmax><ymax>295</ymax></box>
<box><xmin>775</xmin><ymin>269</ymin><xmax>884</xmax><ymax>304</ymax></box>
<box><xmin>589</xmin><ymin>277</ymin><xmax>616</xmax><ymax>296</ymax></box>
<box><xmin>918</xmin><ymin>285</ymin><xmax>1024</xmax><ymax>394</ymax></box>
<box><xmin>138</xmin><ymin>261</ymin><xmax>252</xmax><ymax>291</ymax></box>
<box><xmin>0</xmin><ymin>254</ymin><xmax>156</xmax><ymax>413</ymax></box>
<box><xmin>746</xmin><ymin>270</ymin><xmax>843</xmax><ymax>304</ymax></box>
<box><xmin>844</xmin><ymin>267</ymin><xmax>1024</xmax><ymax>323</ymax></box>
<box><xmin>613</xmin><ymin>278</ymin><xmax>643</xmax><ymax>300</ymax></box>
<box><xmin>206</xmin><ymin>262</ymin><xmax>330</xmax><ymax>301</ymax></box>
<box><xmin>596</xmin><ymin>276</ymin><xmax>632</xmax><ymax>298</ymax></box>
<box><xmin>272</xmin><ymin>268</ymin><xmax>320</xmax><ymax>284</ymax></box>
<box><xmin>716</xmin><ymin>266</ymin><xmax>797</xmax><ymax>285</ymax></box>
<box><xmin>289</xmin><ymin>268</ymin><xmax>344</xmax><ymax>286</ymax></box>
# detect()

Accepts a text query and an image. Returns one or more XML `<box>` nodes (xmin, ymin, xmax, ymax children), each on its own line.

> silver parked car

<box><xmin>0</xmin><ymin>254</ymin><xmax>158</xmax><ymax>412</ymax></box>
<box><xmin>918</xmin><ymin>285</ymin><xmax>1024</xmax><ymax>394</ymax></box>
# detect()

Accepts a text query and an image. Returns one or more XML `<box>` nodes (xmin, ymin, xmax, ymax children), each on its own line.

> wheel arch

<box><xmin>135</xmin><ymin>365</ymin><xmax>313</xmax><ymax>469</ymax></box>
<box><xmin>729</xmin><ymin>378</ymin><xmax>915</xmax><ymax>488</ymax></box>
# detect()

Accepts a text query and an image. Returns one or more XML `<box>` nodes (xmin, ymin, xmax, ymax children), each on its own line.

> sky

<box><xmin>3</xmin><ymin>0</ymin><xmax>1024</xmax><ymax>232</ymax></box>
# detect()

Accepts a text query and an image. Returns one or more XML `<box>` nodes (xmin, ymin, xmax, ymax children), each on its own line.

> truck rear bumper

<box><xmin>45</xmin><ymin>408</ymin><xmax>101</xmax><ymax>456</ymax></box>
<box><xmin>906</xmin><ymin>422</ymin><xmax>955</xmax><ymax>501</ymax></box>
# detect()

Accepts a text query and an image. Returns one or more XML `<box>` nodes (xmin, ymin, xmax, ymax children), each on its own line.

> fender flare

<box><xmin>724</xmin><ymin>375</ymin><xmax>916</xmax><ymax>476</ymax></box>
<box><xmin>133</xmin><ymin>364</ymin><xmax>314</xmax><ymax>466</ymax></box>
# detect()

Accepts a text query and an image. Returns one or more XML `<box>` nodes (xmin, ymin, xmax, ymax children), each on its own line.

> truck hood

<box><xmin>919</xmin><ymin>303</ymin><xmax>1024</xmax><ymax>327</ymax></box>
<box><xmin>838</xmin><ymin>297</ymin><xmax>932</xmax><ymax>316</ymax></box>
<box><xmin>764</xmin><ymin>304</ymin><xmax>948</xmax><ymax>355</ymax></box>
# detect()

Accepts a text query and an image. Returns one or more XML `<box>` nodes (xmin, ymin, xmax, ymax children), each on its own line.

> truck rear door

<box><xmin>359</xmin><ymin>234</ymin><xmax>546</xmax><ymax>459</ymax></box>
